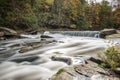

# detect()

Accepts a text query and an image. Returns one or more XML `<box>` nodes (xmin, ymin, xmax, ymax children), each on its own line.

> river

<box><xmin>0</xmin><ymin>31</ymin><xmax>119</xmax><ymax>80</ymax></box>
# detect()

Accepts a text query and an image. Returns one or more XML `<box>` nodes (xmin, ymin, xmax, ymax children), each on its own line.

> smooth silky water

<box><xmin>0</xmin><ymin>31</ymin><xmax>119</xmax><ymax>80</ymax></box>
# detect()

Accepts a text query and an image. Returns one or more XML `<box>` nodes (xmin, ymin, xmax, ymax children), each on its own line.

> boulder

<box><xmin>100</xmin><ymin>29</ymin><xmax>117</xmax><ymax>38</ymax></box>
<box><xmin>0</xmin><ymin>27</ymin><xmax>19</xmax><ymax>39</ymax></box>
<box><xmin>50</xmin><ymin>57</ymin><xmax>120</xmax><ymax>80</ymax></box>
<box><xmin>51</xmin><ymin>56</ymin><xmax>72</xmax><ymax>65</ymax></box>
<box><xmin>41</xmin><ymin>35</ymin><xmax>53</xmax><ymax>38</ymax></box>
<box><xmin>0</xmin><ymin>27</ymin><xmax>17</xmax><ymax>35</ymax></box>
<box><xmin>106</xmin><ymin>34</ymin><xmax>120</xmax><ymax>39</ymax></box>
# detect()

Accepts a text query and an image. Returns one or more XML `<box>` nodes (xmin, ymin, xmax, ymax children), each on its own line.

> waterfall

<box><xmin>49</xmin><ymin>31</ymin><xmax>100</xmax><ymax>38</ymax></box>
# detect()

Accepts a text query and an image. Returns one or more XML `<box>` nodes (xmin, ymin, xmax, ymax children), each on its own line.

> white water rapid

<box><xmin>0</xmin><ymin>31</ymin><xmax>119</xmax><ymax>80</ymax></box>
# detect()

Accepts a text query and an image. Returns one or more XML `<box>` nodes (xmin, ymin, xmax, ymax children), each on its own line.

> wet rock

<box><xmin>50</xmin><ymin>57</ymin><xmax>120</xmax><ymax>80</ymax></box>
<box><xmin>117</xmin><ymin>30</ymin><xmax>120</xmax><ymax>33</ymax></box>
<box><xmin>26</xmin><ymin>29</ymin><xmax>38</xmax><ymax>34</ymax></box>
<box><xmin>51</xmin><ymin>56</ymin><xmax>72</xmax><ymax>65</ymax></box>
<box><xmin>0</xmin><ymin>49</ymin><xmax>16</xmax><ymax>58</ymax></box>
<box><xmin>19</xmin><ymin>47</ymin><xmax>33</xmax><ymax>53</ymax></box>
<box><xmin>0</xmin><ymin>27</ymin><xmax>17</xmax><ymax>34</ymax></box>
<box><xmin>41</xmin><ymin>35</ymin><xmax>53</xmax><ymax>38</ymax></box>
<box><xmin>88</xmin><ymin>57</ymin><xmax>103</xmax><ymax>64</ymax></box>
<box><xmin>106</xmin><ymin>34</ymin><xmax>120</xmax><ymax>39</ymax></box>
<box><xmin>0</xmin><ymin>27</ymin><xmax>19</xmax><ymax>39</ymax></box>
<box><xmin>114</xmin><ymin>68</ymin><xmax>120</xmax><ymax>74</ymax></box>
<box><xmin>8</xmin><ymin>56</ymin><xmax>39</xmax><ymax>63</ymax></box>
<box><xmin>0</xmin><ymin>32</ymin><xmax>4</xmax><ymax>37</ymax></box>
<box><xmin>30</xmin><ymin>30</ymin><xmax>38</xmax><ymax>34</ymax></box>
<box><xmin>59</xmin><ymin>41</ymin><xmax>64</xmax><ymax>43</ymax></box>
<box><xmin>100</xmin><ymin>29</ymin><xmax>117</xmax><ymax>38</ymax></box>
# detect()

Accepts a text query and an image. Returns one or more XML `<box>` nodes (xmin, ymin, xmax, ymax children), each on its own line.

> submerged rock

<box><xmin>8</xmin><ymin>56</ymin><xmax>39</xmax><ymax>63</ymax></box>
<box><xmin>19</xmin><ymin>47</ymin><xmax>33</xmax><ymax>53</ymax></box>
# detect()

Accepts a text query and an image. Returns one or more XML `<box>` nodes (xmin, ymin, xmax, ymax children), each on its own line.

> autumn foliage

<box><xmin>0</xmin><ymin>0</ymin><xmax>119</xmax><ymax>30</ymax></box>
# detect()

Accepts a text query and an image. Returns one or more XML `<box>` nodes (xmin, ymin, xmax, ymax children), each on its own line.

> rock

<box><xmin>106</xmin><ymin>34</ymin><xmax>120</xmax><ymax>39</ymax></box>
<box><xmin>100</xmin><ymin>29</ymin><xmax>117</xmax><ymax>38</ymax></box>
<box><xmin>52</xmin><ymin>70</ymin><xmax>73</xmax><ymax>80</ymax></box>
<box><xmin>19</xmin><ymin>47</ymin><xmax>33</xmax><ymax>53</ymax></box>
<box><xmin>0</xmin><ymin>32</ymin><xmax>4</xmax><ymax>37</ymax></box>
<box><xmin>51</xmin><ymin>56</ymin><xmax>72</xmax><ymax>65</ymax></box>
<box><xmin>25</xmin><ymin>29</ymin><xmax>38</xmax><ymax>34</ymax></box>
<box><xmin>91</xmin><ymin>74</ymin><xmax>110</xmax><ymax>80</ymax></box>
<box><xmin>51</xmin><ymin>68</ymin><xmax>76</xmax><ymax>80</ymax></box>
<box><xmin>0</xmin><ymin>27</ymin><xmax>17</xmax><ymax>35</ymax></box>
<box><xmin>59</xmin><ymin>41</ymin><xmax>64</xmax><ymax>43</ymax></box>
<box><xmin>89</xmin><ymin>57</ymin><xmax>103</xmax><ymax>64</ymax></box>
<box><xmin>0</xmin><ymin>27</ymin><xmax>19</xmax><ymax>39</ymax></box>
<box><xmin>8</xmin><ymin>56</ymin><xmax>39</xmax><ymax>63</ymax></box>
<box><xmin>50</xmin><ymin>57</ymin><xmax>120</xmax><ymax>80</ymax></box>
<box><xmin>114</xmin><ymin>68</ymin><xmax>120</xmax><ymax>74</ymax></box>
<box><xmin>41</xmin><ymin>35</ymin><xmax>53</xmax><ymax>38</ymax></box>
<box><xmin>117</xmin><ymin>30</ymin><xmax>120</xmax><ymax>34</ymax></box>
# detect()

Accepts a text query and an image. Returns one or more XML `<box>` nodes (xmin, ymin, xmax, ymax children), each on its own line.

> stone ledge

<box><xmin>50</xmin><ymin>57</ymin><xmax>120</xmax><ymax>80</ymax></box>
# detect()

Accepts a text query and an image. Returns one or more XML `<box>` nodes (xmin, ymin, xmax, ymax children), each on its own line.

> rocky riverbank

<box><xmin>0</xmin><ymin>27</ymin><xmax>120</xmax><ymax>40</ymax></box>
<box><xmin>50</xmin><ymin>57</ymin><xmax>120</xmax><ymax>80</ymax></box>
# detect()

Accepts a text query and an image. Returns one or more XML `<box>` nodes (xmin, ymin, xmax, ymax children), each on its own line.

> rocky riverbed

<box><xmin>0</xmin><ymin>31</ymin><xmax>120</xmax><ymax>80</ymax></box>
<box><xmin>51</xmin><ymin>57</ymin><xmax>120</xmax><ymax>80</ymax></box>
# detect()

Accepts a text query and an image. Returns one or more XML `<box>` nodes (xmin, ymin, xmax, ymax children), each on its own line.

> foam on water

<box><xmin>0</xmin><ymin>31</ymin><xmax>119</xmax><ymax>80</ymax></box>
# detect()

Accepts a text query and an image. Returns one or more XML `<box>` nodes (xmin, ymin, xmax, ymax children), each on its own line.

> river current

<box><xmin>0</xmin><ymin>31</ymin><xmax>119</xmax><ymax>80</ymax></box>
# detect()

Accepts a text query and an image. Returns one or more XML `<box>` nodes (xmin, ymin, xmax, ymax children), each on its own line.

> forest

<box><xmin>0</xmin><ymin>0</ymin><xmax>120</xmax><ymax>30</ymax></box>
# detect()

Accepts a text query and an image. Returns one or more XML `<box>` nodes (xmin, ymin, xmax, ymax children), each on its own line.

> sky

<box><xmin>96</xmin><ymin>0</ymin><xmax>102</xmax><ymax>2</ymax></box>
<box><xmin>87</xmin><ymin>0</ymin><xmax>111</xmax><ymax>3</ymax></box>
<box><xmin>87</xmin><ymin>0</ymin><xmax>102</xmax><ymax>3</ymax></box>
<box><xmin>93</xmin><ymin>0</ymin><xmax>113</xmax><ymax>2</ymax></box>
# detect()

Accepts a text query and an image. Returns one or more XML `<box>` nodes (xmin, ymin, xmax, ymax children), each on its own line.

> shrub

<box><xmin>100</xmin><ymin>46</ymin><xmax>120</xmax><ymax>70</ymax></box>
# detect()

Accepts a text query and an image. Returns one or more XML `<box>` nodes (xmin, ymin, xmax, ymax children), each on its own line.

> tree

<box><xmin>49</xmin><ymin>0</ymin><xmax>89</xmax><ymax>29</ymax></box>
<box><xmin>86</xmin><ymin>0</ymin><xmax>113</xmax><ymax>30</ymax></box>
<box><xmin>86</xmin><ymin>2</ymin><xmax>101</xmax><ymax>30</ymax></box>
<box><xmin>112</xmin><ymin>8</ymin><xmax>120</xmax><ymax>29</ymax></box>
<box><xmin>0</xmin><ymin>0</ymin><xmax>38</xmax><ymax>29</ymax></box>
<box><xmin>0</xmin><ymin>0</ymin><xmax>117</xmax><ymax>30</ymax></box>
<box><xmin>99</xmin><ymin>0</ymin><xmax>113</xmax><ymax>29</ymax></box>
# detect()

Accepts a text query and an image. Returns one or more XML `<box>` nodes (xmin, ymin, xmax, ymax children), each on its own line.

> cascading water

<box><xmin>0</xmin><ymin>31</ymin><xmax>119</xmax><ymax>80</ymax></box>
<box><xmin>50</xmin><ymin>31</ymin><xmax>100</xmax><ymax>38</ymax></box>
